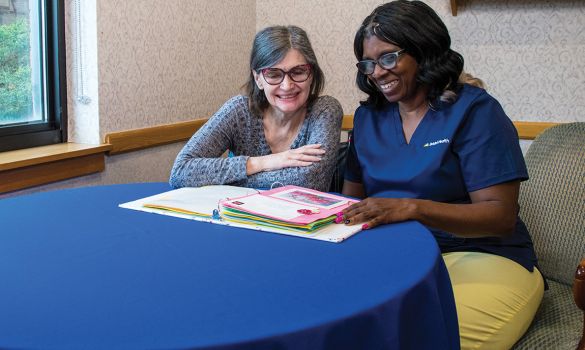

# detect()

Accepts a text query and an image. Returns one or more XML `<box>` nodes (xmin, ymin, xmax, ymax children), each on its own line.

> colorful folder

<box><xmin>219</xmin><ymin>185</ymin><xmax>357</xmax><ymax>233</ymax></box>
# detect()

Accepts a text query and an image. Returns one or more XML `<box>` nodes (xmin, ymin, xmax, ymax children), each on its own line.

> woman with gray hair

<box><xmin>170</xmin><ymin>25</ymin><xmax>342</xmax><ymax>191</ymax></box>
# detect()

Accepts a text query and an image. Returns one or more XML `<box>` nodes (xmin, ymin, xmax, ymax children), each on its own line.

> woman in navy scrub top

<box><xmin>342</xmin><ymin>1</ymin><xmax>544</xmax><ymax>349</ymax></box>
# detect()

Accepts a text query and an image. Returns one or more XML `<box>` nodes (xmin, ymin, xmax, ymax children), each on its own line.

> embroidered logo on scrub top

<box><xmin>423</xmin><ymin>138</ymin><xmax>450</xmax><ymax>147</ymax></box>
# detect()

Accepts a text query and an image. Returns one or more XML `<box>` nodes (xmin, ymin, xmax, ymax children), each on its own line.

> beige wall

<box><xmin>257</xmin><ymin>0</ymin><xmax>585</xmax><ymax>122</ymax></box>
<box><xmin>5</xmin><ymin>0</ymin><xmax>584</xmax><ymax>197</ymax></box>
<box><xmin>96</xmin><ymin>1</ymin><xmax>256</xmax><ymax>136</ymax></box>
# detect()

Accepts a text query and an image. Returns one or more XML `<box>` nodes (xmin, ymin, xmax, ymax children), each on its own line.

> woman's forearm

<box><xmin>410</xmin><ymin>198</ymin><xmax>517</xmax><ymax>237</ymax></box>
<box><xmin>170</xmin><ymin>156</ymin><xmax>248</xmax><ymax>188</ymax></box>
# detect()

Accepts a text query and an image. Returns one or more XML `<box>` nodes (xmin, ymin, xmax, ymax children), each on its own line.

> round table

<box><xmin>0</xmin><ymin>183</ymin><xmax>459</xmax><ymax>349</ymax></box>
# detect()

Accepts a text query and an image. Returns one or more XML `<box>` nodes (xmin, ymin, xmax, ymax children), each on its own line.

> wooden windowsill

<box><xmin>0</xmin><ymin>143</ymin><xmax>111</xmax><ymax>171</ymax></box>
<box><xmin>0</xmin><ymin>143</ymin><xmax>112</xmax><ymax>194</ymax></box>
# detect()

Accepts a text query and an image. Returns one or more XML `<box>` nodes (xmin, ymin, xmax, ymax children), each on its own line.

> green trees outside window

<box><xmin>0</xmin><ymin>18</ymin><xmax>32</xmax><ymax>124</ymax></box>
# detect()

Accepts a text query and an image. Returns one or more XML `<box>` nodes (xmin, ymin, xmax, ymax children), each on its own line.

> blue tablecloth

<box><xmin>0</xmin><ymin>183</ymin><xmax>459</xmax><ymax>349</ymax></box>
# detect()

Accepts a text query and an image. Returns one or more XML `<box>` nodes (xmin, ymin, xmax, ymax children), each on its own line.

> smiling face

<box><xmin>253</xmin><ymin>49</ymin><xmax>313</xmax><ymax>118</ymax></box>
<box><xmin>362</xmin><ymin>35</ymin><xmax>420</xmax><ymax>105</ymax></box>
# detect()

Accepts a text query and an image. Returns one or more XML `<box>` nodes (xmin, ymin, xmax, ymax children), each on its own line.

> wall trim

<box><xmin>0</xmin><ymin>118</ymin><xmax>560</xmax><ymax>195</ymax></box>
<box><xmin>103</xmin><ymin>117</ymin><xmax>559</xmax><ymax>154</ymax></box>
<box><xmin>104</xmin><ymin>119</ymin><xmax>207</xmax><ymax>154</ymax></box>
<box><xmin>513</xmin><ymin>121</ymin><xmax>559</xmax><ymax>140</ymax></box>
<box><xmin>343</xmin><ymin>116</ymin><xmax>558</xmax><ymax>139</ymax></box>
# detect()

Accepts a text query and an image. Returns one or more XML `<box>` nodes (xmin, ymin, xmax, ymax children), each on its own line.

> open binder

<box><xmin>119</xmin><ymin>185</ymin><xmax>362</xmax><ymax>243</ymax></box>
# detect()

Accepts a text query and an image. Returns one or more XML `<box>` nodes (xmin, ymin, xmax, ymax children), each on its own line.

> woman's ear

<box><xmin>252</xmin><ymin>70</ymin><xmax>264</xmax><ymax>90</ymax></box>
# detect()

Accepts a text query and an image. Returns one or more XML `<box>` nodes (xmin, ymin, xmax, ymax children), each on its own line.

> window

<box><xmin>0</xmin><ymin>0</ymin><xmax>66</xmax><ymax>152</ymax></box>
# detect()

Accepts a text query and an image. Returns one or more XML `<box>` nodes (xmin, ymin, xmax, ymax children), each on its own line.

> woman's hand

<box><xmin>246</xmin><ymin>144</ymin><xmax>325</xmax><ymax>175</ymax></box>
<box><xmin>342</xmin><ymin>197</ymin><xmax>416</xmax><ymax>229</ymax></box>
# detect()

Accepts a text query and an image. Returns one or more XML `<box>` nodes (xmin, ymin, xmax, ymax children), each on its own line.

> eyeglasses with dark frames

<box><xmin>261</xmin><ymin>64</ymin><xmax>312</xmax><ymax>85</ymax></box>
<box><xmin>356</xmin><ymin>49</ymin><xmax>406</xmax><ymax>75</ymax></box>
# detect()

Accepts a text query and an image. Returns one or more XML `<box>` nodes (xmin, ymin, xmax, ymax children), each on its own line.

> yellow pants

<box><xmin>443</xmin><ymin>252</ymin><xmax>544</xmax><ymax>350</ymax></box>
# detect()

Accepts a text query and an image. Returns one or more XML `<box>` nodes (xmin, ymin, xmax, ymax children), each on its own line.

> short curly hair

<box><xmin>354</xmin><ymin>0</ymin><xmax>464</xmax><ymax>108</ymax></box>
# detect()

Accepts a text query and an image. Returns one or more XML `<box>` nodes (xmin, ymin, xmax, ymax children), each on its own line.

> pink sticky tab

<box><xmin>297</xmin><ymin>208</ymin><xmax>319</xmax><ymax>215</ymax></box>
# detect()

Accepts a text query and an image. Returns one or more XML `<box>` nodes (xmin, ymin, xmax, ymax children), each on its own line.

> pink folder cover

<box><xmin>219</xmin><ymin>185</ymin><xmax>358</xmax><ymax>225</ymax></box>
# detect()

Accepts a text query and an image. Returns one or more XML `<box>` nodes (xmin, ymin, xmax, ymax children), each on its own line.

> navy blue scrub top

<box><xmin>345</xmin><ymin>84</ymin><xmax>538</xmax><ymax>272</ymax></box>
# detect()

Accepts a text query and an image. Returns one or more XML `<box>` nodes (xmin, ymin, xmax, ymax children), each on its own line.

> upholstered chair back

<box><xmin>519</xmin><ymin>122</ymin><xmax>585</xmax><ymax>285</ymax></box>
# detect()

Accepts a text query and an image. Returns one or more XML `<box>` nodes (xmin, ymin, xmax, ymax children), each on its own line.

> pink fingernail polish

<box><xmin>334</xmin><ymin>216</ymin><xmax>343</xmax><ymax>224</ymax></box>
<box><xmin>362</xmin><ymin>224</ymin><xmax>369</xmax><ymax>230</ymax></box>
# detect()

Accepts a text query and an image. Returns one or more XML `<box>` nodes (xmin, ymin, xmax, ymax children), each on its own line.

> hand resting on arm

<box><xmin>246</xmin><ymin>144</ymin><xmax>325</xmax><ymax>174</ymax></box>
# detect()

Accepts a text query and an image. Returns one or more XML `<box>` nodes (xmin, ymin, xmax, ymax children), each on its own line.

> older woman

<box><xmin>342</xmin><ymin>1</ymin><xmax>543</xmax><ymax>349</ymax></box>
<box><xmin>170</xmin><ymin>26</ymin><xmax>342</xmax><ymax>192</ymax></box>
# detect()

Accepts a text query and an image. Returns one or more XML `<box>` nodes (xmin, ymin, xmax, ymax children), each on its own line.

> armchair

<box><xmin>513</xmin><ymin>123</ymin><xmax>585</xmax><ymax>349</ymax></box>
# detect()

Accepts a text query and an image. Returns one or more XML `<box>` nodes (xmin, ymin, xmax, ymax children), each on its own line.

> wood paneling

<box><xmin>342</xmin><ymin>115</ymin><xmax>558</xmax><ymax>140</ymax></box>
<box><xmin>450</xmin><ymin>0</ymin><xmax>458</xmax><ymax>16</ymax></box>
<box><xmin>341</xmin><ymin>115</ymin><xmax>354</xmax><ymax>131</ymax></box>
<box><xmin>105</xmin><ymin>119</ymin><xmax>208</xmax><ymax>154</ymax></box>
<box><xmin>513</xmin><ymin>121</ymin><xmax>559</xmax><ymax>140</ymax></box>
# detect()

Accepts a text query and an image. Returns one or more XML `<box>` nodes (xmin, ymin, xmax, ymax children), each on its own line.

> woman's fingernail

<box><xmin>334</xmin><ymin>216</ymin><xmax>343</xmax><ymax>224</ymax></box>
<box><xmin>362</xmin><ymin>224</ymin><xmax>369</xmax><ymax>230</ymax></box>
<box><xmin>344</xmin><ymin>219</ymin><xmax>350</xmax><ymax>224</ymax></box>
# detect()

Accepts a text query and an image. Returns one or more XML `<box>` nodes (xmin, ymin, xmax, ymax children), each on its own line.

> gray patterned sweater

<box><xmin>169</xmin><ymin>95</ymin><xmax>343</xmax><ymax>192</ymax></box>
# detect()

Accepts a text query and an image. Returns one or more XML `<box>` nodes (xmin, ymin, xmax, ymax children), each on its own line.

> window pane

<box><xmin>0</xmin><ymin>0</ymin><xmax>65</xmax><ymax>152</ymax></box>
<box><xmin>0</xmin><ymin>0</ymin><xmax>44</xmax><ymax>127</ymax></box>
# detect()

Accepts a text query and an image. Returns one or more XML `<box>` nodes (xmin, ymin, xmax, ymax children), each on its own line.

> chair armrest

<box><xmin>575</xmin><ymin>258</ymin><xmax>585</xmax><ymax>350</ymax></box>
